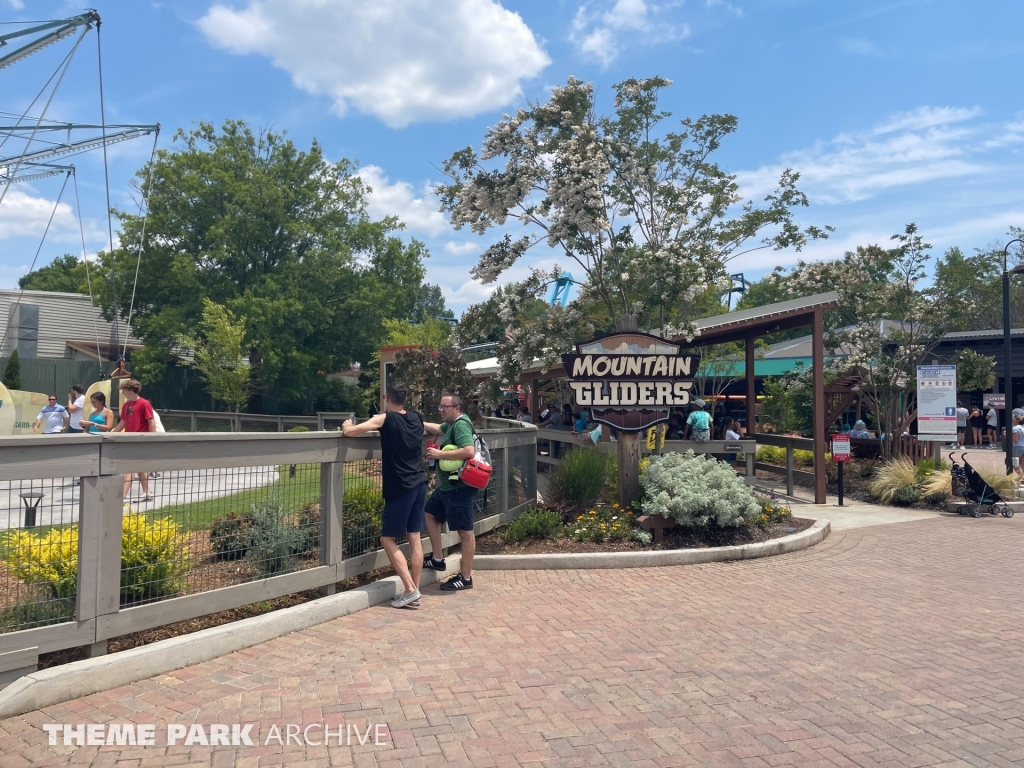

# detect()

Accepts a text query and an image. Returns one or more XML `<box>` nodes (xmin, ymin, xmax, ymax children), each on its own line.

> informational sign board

<box><xmin>562</xmin><ymin>332</ymin><xmax>700</xmax><ymax>432</ymax></box>
<box><xmin>831</xmin><ymin>433</ymin><xmax>851</xmax><ymax>462</ymax></box>
<box><xmin>983</xmin><ymin>393</ymin><xmax>1005</xmax><ymax>409</ymax></box>
<box><xmin>917</xmin><ymin>365</ymin><xmax>957</xmax><ymax>441</ymax></box>
<box><xmin>645</xmin><ymin>424</ymin><xmax>667</xmax><ymax>451</ymax></box>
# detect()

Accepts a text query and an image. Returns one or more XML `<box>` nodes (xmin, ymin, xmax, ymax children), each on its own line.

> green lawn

<box><xmin>150</xmin><ymin>464</ymin><xmax>380</xmax><ymax>531</ymax></box>
<box><xmin>2</xmin><ymin>464</ymin><xmax>383</xmax><ymax>548</ymax></box>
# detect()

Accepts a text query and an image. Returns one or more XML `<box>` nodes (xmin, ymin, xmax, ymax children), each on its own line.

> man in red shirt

<box><xmin>112</xmin><ymin>379</ymin><xmax>156</xmax><ymax>501</ymax></box>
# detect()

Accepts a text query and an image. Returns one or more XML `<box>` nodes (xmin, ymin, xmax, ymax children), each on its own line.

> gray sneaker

<box><xmin>391</xmin><ymin>589</ymin><xmax>421</xmax><ymax>609</ymax></box>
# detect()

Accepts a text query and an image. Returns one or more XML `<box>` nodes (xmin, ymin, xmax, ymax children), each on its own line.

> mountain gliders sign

<box><xmin>561</xmin><ymin>332</ymin><xmax>700</xmax><ymax>432</ymax></box>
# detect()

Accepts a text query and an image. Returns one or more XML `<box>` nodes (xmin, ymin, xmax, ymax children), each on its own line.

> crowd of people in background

<box><xmin>513</xmin><ymin>396</ymin><xmax>750</xmax><ymax>446</ymax></box>
<box><xmin>30</xmin><ymin>379</ymin><xmax>162</xmax><ymax>501</ymax></box>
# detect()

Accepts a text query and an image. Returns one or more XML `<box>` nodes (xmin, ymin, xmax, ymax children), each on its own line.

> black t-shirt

<box><xmin>379</xmin><ymin>411</ymin><xmax>427</xmax><ymax>501</ymax></box>
<box><xmin>969</xmin><ymin>413</ymin><xmax>986</xmax><ymax>429</ymax></box>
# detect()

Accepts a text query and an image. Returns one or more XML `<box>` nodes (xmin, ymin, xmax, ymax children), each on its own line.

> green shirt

<box><xmin>687</xmin><ymin>410</ymin><xmax>711</xmax><ymax>432</ymax></box>
<box><xmin>438</xmin><ymin>414</ymin><xmax>474</xmax><ymax>491</ymax></box>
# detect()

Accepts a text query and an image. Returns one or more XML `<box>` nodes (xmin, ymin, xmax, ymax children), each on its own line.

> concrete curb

<box><xmin>0</xmin><ymin>557</ymin><xmax>461</xmax><ymax>720</ymax></box>
<box><xmin>473</xmin><ymin>519</ymin><xmax>830</xmax><ymax>570</ymax></box>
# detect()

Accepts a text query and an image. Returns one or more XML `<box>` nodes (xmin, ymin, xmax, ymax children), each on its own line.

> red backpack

<box><xmin>457</xmin><ymin>418</ymin><xmax>493</xmax><ymax>490</ymax></box>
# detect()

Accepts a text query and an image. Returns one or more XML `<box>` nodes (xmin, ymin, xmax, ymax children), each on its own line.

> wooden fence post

<box><xmin>77</xmin><ymin>474</ymin><xmax>123</xmax><ymax>657</ymax></box>
<box><xmin>320</xmin><ymin>460</ymin><xmax>345</xmax><ymax>594</ymax></box>
<box><xmin>786</xmin><ymin>444</ymin><xmax>794</xmax><ymax>496</ymax></box>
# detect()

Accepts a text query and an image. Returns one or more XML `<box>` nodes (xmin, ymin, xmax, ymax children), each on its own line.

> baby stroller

<box><xmin>949</xmin><ymin>452</ymin><xmax>1014</xmax><ymax>518</ymax></box>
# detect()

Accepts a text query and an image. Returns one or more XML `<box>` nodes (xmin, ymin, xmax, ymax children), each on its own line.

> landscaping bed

<box><xmin>36</xmin><ymin>564</ymin><xmax>397</xmax><ymax>671</ymax></box>
<box><xmin>477</xmin><ymin>516</ymin><xmax>815</xmax><ymax>555</ymax></box>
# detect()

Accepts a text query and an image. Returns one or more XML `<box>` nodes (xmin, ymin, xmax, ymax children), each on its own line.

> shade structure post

<box><xmin>745</xmin><ymin>337</ymin><xmax>756</xmax><ymax>435</ymax></box>
<box><xmin>812</xmin><ymin>307</ymin><xmax>827</xmax><ymax>503</ymax></box>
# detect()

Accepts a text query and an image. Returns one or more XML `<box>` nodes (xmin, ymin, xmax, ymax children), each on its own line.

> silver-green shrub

<box><xmin>640</xmin><ymin>450</ymin><xmax>760</xmax><ymax>528</ymax></box>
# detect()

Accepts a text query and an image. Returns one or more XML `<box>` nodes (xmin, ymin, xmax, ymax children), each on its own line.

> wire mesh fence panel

<box><xmin>507</xmin><ymin>443</ymin><xmax>536</xmax><ymax>510</ymax></box>
<box><xmin>240</xmin><ymin>419</ymin><xmax>279</xmax><ymax>433</ymax></box>
<box><xmin>473</xmin><ymin>447</ymin><xmax>503</xmax><ymax>522</ymax></box>
<box><xmin>341</xmin><ymin>458</ymin><xmax>384</xmax><ymax>559</ymax></box>
<box><xmin>119</xmin><ymin>463</ymin><xmax>323</xmax><ymax>608</ymax></box>
<box><xmin>195</xmin><ymin>418</ymin><xmax>234</xmax><ymax>433</ymax></box>
<box><xmin>159</xmin><ymin>415</ymin><xmax>193</xmax><ymax>433</ymax></box>
<box><xmin>0</xmin><ymin>477</ymin><xmax>81</xmax><ymax>632</ymax></box>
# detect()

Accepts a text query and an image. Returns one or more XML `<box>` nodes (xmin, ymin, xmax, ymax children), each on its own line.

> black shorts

<box><xmin>424</xmin><ymin>485</ymin><xmax>478</xmax><ymax>532</ymax></box>
<box><xmin>381</xmin><ymin>482</ymin><xmax>427</xmax><ymax>539</ymax></box>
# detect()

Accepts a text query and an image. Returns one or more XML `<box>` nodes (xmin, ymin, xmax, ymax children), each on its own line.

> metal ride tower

<box><xmin>1</xmin><ymin>10</ymin><xmax>159</xmax><ymax>365</ymax></box>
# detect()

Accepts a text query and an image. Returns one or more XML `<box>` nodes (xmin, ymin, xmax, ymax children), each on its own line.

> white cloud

<box><xmin>736</xmin><ymin>106</ymin><xmax>998</xmax><ymax>205</ymax></box>
<box><xmin>985</xmin><ymin>120</ymin><xmax>1024</xmax><ymax>149</ymax></box>
<box><xmin>0</xmin><ymin>188</ymin><xmax>78</xmax><ymax>241</ymax></box>
<box><xmin>197</xmin><ymin>0</ymin><xmax>549</xmax><ymax>128</ymax></box>
<box><xmin>571</xmin><ymin>0</ymin><xmax>689</xmax><ymax>67</ymax></box>
<box><xmin>3</xmin><ymin>0</ymin><xmax>25</xmax><ymax>9</ymax></box>
<box><xmin>444</xmin><ymin>241</ymin><xmax>481</xmax><ymax>256</ymax></box>
<box><xmin>706</xmin><ymin>0</ymin><xmax>742</xmax><ymax>16</ymax></box>
<box><xmin>356</xmin><ymin>165</ymin><xmax>448</xmax><ymax>237</ymax></box>
<box><xmin>873</xmin><ymin>106</ymin><xmax>982</xmax><ymax>135</ymax></box>
<box><xmin>442</xmin><ymin>278</ymin><xmax>498</xmax><ymax>307</ymax></box>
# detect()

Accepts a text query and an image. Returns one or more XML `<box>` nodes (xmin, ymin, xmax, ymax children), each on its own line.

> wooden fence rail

<box><xmin>157</xmin><ymin>410</ymin><xmax>354</xmax><ymax>433</ymax></box>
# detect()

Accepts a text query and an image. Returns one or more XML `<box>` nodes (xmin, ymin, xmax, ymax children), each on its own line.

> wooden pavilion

<box><xmin>520</xmin><ymin>291</ymin><xmax>840</xmax><ymax>503</ymax></box>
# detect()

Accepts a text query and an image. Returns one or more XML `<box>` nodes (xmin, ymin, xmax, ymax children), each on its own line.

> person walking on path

<box><xmin>422</xmin><ymin>394</ymin><xmax>478</xmax><ymax>592</ymax></box>
<box><xmin>87</xmin><ymin>392</ymin><xmax>114</xmax><ymax>433</ymax></box>
<box><xmin>66</xmin><ymin>385</ymin><xmax>86</xmax><ymax>433</ymax></box>
<box><xmin>955</xmin><ymin>401</ymin><xmax>969</xmax><ymax>449</ymax></box>
<box><xmin>986</xmin><ymin>404</ymin><xmax>1000</xmax><ymax>448</ymax></box>
<box><xmin>342</xmin><ymin>382</ymin><xmax>428</xmax><ymax>609</ymax></box>
<box><xmin>112</xmin><ymin>379</ymin><xmax>156</xmax><ymax>501</ymax></box>
<box><xmin>1013</xmin><ymin>413</ymin><xmax>1024</xmax><ymax>481</ymax></box>
<box><xmin>33</xmin><ymin>395</ymin><xmax>68</xmax><ymax>433</ymax></box>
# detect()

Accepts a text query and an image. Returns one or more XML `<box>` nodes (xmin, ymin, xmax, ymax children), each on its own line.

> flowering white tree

<box><xmin>440</xmin><ymin>76</ymin><xmax>830</xmax><ymax>380</ymax></box>
<box><xmin>755</xmin><ymin>224</ymin><xmax>962</xmax><ymax>456</ymax></box>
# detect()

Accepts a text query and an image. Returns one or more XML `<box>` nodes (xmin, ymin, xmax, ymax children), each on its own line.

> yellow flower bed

<box><xmin>3</xmin><ymin>511</ymin><xmax>189</xmax><ymax>608</ymax></box>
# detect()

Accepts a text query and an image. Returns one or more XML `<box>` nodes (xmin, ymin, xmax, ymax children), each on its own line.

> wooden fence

<box><xmin>0</xmin><ymin>425</ymin><xmax>536</xmax><ymax>686</ymax></box>
<box><xmin>156</xmin><ymin>410</ymin><xmax>354</xmax><ymax>433</ymax></box>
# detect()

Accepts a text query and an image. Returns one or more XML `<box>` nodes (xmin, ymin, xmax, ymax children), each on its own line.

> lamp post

<box><xmin>1002</xmin><ymin>239</ymin><xmax>1024</xmax><ymax>474</ymax></box>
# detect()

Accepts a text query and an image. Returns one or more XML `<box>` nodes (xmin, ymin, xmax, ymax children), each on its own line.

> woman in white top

<box><xmin>724</xmin><ymin>418</ymin><xmax>742</xmax><ymax>463</ymax></box>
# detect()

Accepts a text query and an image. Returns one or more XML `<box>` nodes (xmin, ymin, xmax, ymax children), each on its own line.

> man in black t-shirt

<box><xmin>343</xmin><ymin>382</ymin><xmax>427</xmax><ymax>609</ymax></box>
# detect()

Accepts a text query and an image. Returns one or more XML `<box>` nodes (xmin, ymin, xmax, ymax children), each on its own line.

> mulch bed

<box><xmin>475</xmin><ymin>517</ymin><xmax>816</xmax><ymax>555</ymax></box>
<box><xmin>35</xmin><ymin>564</ymin><xmax>396</xmax><ymax>671</ymax></box>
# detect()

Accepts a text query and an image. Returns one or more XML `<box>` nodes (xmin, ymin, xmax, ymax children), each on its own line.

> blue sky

<box><xmin>2</xmin><ymin>0</ymin><xmax>1023</xmax><ymax>313</ymax></box>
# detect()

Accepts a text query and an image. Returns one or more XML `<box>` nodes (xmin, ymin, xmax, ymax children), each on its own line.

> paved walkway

<box><xmin>3</xmin><ymin>513</ymin><xmax>1024</xmax><ymax>767</ymax></box>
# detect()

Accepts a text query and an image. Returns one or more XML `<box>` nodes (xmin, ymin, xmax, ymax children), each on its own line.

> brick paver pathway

<box><xmin>3</xmin><ymin>515</ymin><xmax>1024</xmax><ymax>767</ymax></box>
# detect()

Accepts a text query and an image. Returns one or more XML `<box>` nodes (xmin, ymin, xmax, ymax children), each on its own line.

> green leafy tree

<box><xmin>759</xmin><ymin>364</ymin><xmax>814</xmax><ymax>435</ymax></box>
<box><xmin>392</xmin><ymin>346</ymin><xmax>477</xmax><ymax>419</ymax></box>
<box><xmin>2</xmin><ymin>349</ymin><xmax>22</xmax><ymax>390</ymax></box>
<box><xmin>411</xmin><ymin>283</ymin><xmax>453</xmax><ymax>320</ymax></box>
<box><xmin>438</xmin><ymin>76</ymin><xmax>829</xmax><ymax>380</ymax></box>
<box><xmin>934</xmin><ymin>230</ymin><xmax>1024</xmax><ymax>331</ymax></box>
<box><xmin>176</xmin><ymin>299</ymin><xmax>249</xmax><ymax>412</ymax></box>
<box><xmin>17</xmin><ymin>254</ymin><xmax>87</xmax><ymax>294</ymax></box>
<box><xmin>381</xmin><ymin>317</ymin><xmax>452</xmax><ymax>348</ymax></box>
<box><xmin>93</xmin><ymin>120</ymin><xmax>428</xmax><ymax>405</ymax></box>
<box><xmin>955</xmin><ymin>348</ymin><xmax>996</xmax><ymax>393</ymax></box>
